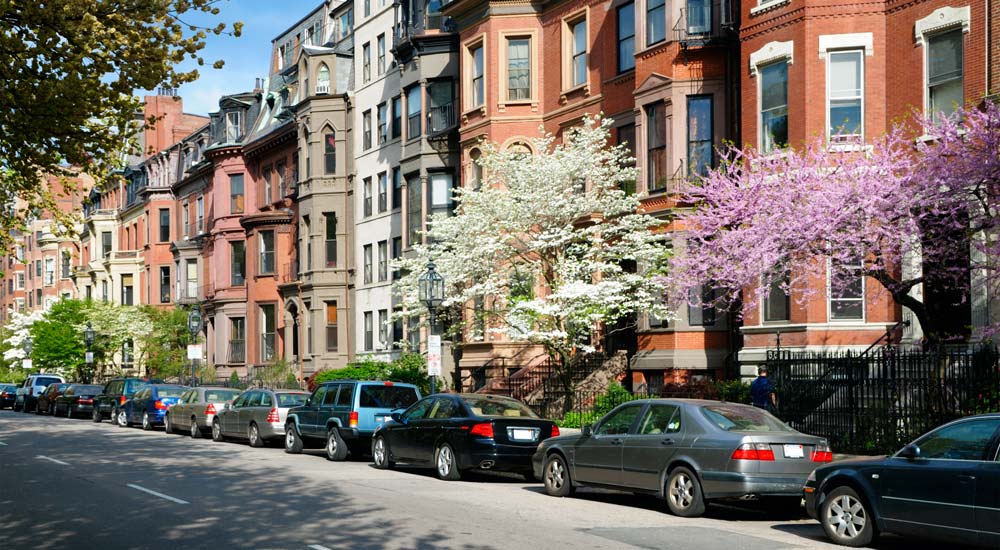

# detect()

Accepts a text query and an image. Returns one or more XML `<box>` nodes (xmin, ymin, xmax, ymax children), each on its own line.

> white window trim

<box><xmin>915</xmin><ymin>7</ymin><xmax>970</xmax><ymax>116</ymax></box>
<box><xmin>824</xmin><ymin>48</ymin><xmax>865</xmax><ymax>148</ymax></box>
<box><xmin>826</xmin><ymin>258</ymin><xmax>866</xmax><ymax>323</ymax></box>
<box><xmin>463</xmin><ymin>36</ymin><xmax>487</xmax><ymax>114</ymax></box>
<box><xmin>818</xmin><ymin>33</ymin><xmax>873</xmax><ymax>58</ymax></box>
<box><xmin>750</xmin><ymin>0</ymin><xmax>789</xmax><ymax>16</ymax></box>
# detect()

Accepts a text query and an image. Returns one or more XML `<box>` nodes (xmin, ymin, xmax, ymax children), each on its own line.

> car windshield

<box><xmin>205</xmin><ymin>390</ymin><xmax>240</xmax><ymax>402</ymax></box>
<box><xmin>277</xmin><ymin>393</ymin><xmax>307</xmax><ymax>407</ymax></box>
<box><xmin>701</xmin><ymin>404</ymin><xmax>794</xmax><ymax>432</ymax></box>
<box><xmin>156</xmin><ymin>387</ymin><xmax>186</xmax><ymax>398</ymax></box>
<box><xmin>74</xmin><ymin>385</ymin><xmax>104</xmax><ymax>394</ymax></box>
<box><xmin>462</xmin><ymin>397</ymin><xmax>539</xmax><ymax>418</ymax></box>
<box><xmin>36</xmin><ymin>377</ymin><xmax>61</xmax><ymax>387</ymax></box>
<box><xmin>359</xmin><ymin>385</ymin><xmax>419</xmax><ymax>409</ymax></box>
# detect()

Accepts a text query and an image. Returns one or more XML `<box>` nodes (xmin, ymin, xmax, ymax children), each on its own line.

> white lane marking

<box><xmin>36</xmin><ymin>455</ymin><xmax>69</xmax><ymax>465</ymax></box>
<box><xmin>308</xmin><ymin>545</ymin><xmax>334</xmax><ymax>550</ymax></box>
<box><xmin>126</xmin><ymin>483</ymin><xmax>189</xmax><ymax>505</ymax></box>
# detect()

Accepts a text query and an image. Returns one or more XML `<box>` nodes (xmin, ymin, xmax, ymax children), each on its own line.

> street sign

<box><xmin>427</xmin><ymin>335</ymin><xmax>442</xmax><ymax>377</ymax></box>
<box><xmin>85</xmin><ymin>351</ymin><xmax>94</xmax><ymax>364</ymax></box>
<box><xmin>187</xmin><ymin>344</ymin><xmax>202</xmax><ymax>360</ymax></box>
<box><xmin>22</xmin><ymin>358</ymin><xmax>32</xmax><ymax>369</ymax></box>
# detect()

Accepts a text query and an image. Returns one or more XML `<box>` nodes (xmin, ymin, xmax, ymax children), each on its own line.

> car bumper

<box><xmin>259</xmin><ymin>422</ymin><xmax>285</xmax><ymax>440</ymax></box>
<box><xmin>459</xmin><ymin>442</ymin><xmax>537</xmax><ymax>472</ymax></box>
<box><xmin>74</xmin><ymin>404</ymin><xmax>94</xmax><ymax>413</ymax></box>
<box><xmin>700</xmin><ymin>472</ymin><xmax>809</xmax><ymax>498</ymax></box>
<box><xmin>0</xmin><ymin>398</ymin><xmax>14</xmax><ymax>408</ymax></box>
<box><xmin>804</xmin><ymin>487</ymin><xmax>819</xmax><ymax>519</ymax></box>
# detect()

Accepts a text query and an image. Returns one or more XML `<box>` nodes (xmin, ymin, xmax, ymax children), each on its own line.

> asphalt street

<box><xmin>0</xmin><ymin>410</ymin><xmax>970</xmax><ymax>550</ymax></box>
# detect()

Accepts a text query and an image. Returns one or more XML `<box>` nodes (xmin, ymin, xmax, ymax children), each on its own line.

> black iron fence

<box><xmin>767</xmin><ymin>346</ymin><xmax>1000</xmax><ymax>455</ymax></box>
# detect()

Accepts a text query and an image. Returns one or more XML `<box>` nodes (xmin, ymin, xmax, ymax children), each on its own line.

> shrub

<box><xmin>308</xmin><ymin>353</ymin><xmax>432</xmax><ymax>395</ymax></box>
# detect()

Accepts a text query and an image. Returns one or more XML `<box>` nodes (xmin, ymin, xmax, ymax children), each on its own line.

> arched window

<box><xmin>469</xmin><ymin>148</ymin><xmax>483</xmax><ymax>190</ymax></box>
<box><xmin>508</xmin><ymin>141</ymin><xmax>532</xmax><ymax>156</ymax></box>
<box><xmin>317</xmin><ymin>64</ymin><xmax>331</xmax><ymax>94</ymax></box>
<box><xmin>324</xmin><ymin>131</ymin><xmax>336</xmax><ymax>174</ymax></box>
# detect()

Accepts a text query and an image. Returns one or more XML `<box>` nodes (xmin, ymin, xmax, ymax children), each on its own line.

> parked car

<box><xmin>0</xmin><ymin>383</ymin><xmax>18</xmax><ymax>409</ymax></box>
<box><xmin>164</xmin><ymin>387</ymin><xmax>241</xmax><ymax>438</ymax></box>
<box><xmin>53</xmin><ymin>384</ymin><xmax>106</xmax><ymax>418</ymax></box>
<box><xmin>372</xmin><ymin>393</ymin><xmax>558</xmax><ymax>480</ymax></box>
<box><xmin>117</xmin><ymin>384</ymin><xmax>188</xmax><ymax>430</ymax></box>
<box><xmin>92</xmin><ymin>377</ymin><xmax>164</xmax><ymax>423</ymax></box>
<box><xmin>213</xmin><ymin>389</ymin><xmax>308</xmax><ymax>447</ymax></box>
<box><xmin>35</xmin><ymin>383</ymin><xmax>71</xmax><ymax>415</ymax></box>
<box><xmin>14</xmin><ymin>374</ymin><xmax>66</xmax><ymax>412</ymax></box>
<box><xmin>533</xmin><ymin>399</ymin><xmax>831</xmax><ymax>517</ymax></box>
<box><xmin>804</xmin><ymin>413</ymin><xmax>1000</xmax><ymax>548</ymax></box>
<box><xmin>285</xmin><ymin>380</ymin><xmax>421</xmax><ymax>460</ymax></box>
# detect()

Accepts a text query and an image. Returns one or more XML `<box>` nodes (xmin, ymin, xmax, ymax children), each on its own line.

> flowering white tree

<box><xmin>394</xmin><ymin>115</ymin><xmax>672</xmax><ymax>392</ymax></box>
<box><xmin>2</xmin><ymin>308</ymin><xmax>45</xmax><ymax>364</ymax></box>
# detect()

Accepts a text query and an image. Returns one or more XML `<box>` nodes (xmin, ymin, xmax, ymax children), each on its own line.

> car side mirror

<box><xmin>305</xmin><ymin>397</ymin><xmax>312</xmax><ymax>406</ymax></box>
<box><xmin>898</xmin><ymin>444</ymin><xmax>921</xmax><ymax>460</ymax></box>
<box><xmin>581</xmin><ymin>425</ymin><xmax>593</xmax><ymax>437</ymax></box>
<box><xmin>391</xmin><ymin>412</ymin><xmax>403</xmax><ymax>424</ymax></box>
<box><xmin>223</xmin><ymin>403</ymin><xmax>231</xmax><ymax>410</ymax></box>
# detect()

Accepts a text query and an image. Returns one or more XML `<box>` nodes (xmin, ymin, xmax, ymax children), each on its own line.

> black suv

<box><xmin>91</xmin><ymin>377</ymin><xmax>163</xmax><ymax>423</ymax></box>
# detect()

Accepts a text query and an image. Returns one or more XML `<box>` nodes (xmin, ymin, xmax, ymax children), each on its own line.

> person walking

<box><xmin>750</xmin><ymin>366</ymin><xmax>777</xmax><ymax>413</ymax></box>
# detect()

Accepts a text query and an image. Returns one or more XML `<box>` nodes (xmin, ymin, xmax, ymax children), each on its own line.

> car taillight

<box><xmin>383</xmin><ymin>381</ymin><xmax>393</xmax><ymax>386</ymax></box>
<box><xmin>204</xmin><ymin>403</ymin><xmax>217</xmax><ymax>416</ymax></box>
<box><xmin>349</xmin><ymin>411</ymin><xmax>358</xmax><ymax>428</ymax></box>
<box><xmin>266</xmin><ymin>407</ymin><xmax>280</xmax><ymax>423</ymax></box>
<box><xmin>551</xmin><ymin>425</ymin><xmax>560</xmax><ymax>437</ymax></box>
<box><xmin>469</xmin><ymin>422</ymin><xmax>494</xmax><ymax>438</ymax></box>
<box><xmin>119</xmin><ymin>396</ymin><xmax>127</xmax><ymax>405</ymax></box>
<box><xmin>811</xmin><ymin>443</ymin><xmax>833</xmax><ymax>463</ymax></box>
<box><xmin>78</xmin><ymin>398</ymin><xmax>93</xmax><ymax>404</ymax></box>
<box><xmin>731</xmin><ymin>443</ymin><xmax>775</xmax><ymax>461</ymax></box>
<box><xmin>155</xmin><ymin>400</ymin><xmax>168</xmax><ymax>410</ymax></box>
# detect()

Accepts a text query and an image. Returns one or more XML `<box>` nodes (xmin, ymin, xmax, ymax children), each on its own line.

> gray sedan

<box><xmin>164</xmin><ymin>387</ymin><xmax>241</xmax><ymax>438</ymax></box>
<box><xmin>212</xmin><ymin>389</ymin><xmax>308</xmax><ymax>447</ymax></box>
<box><xmin>532</xmin><ymin>399</ymin><xmax>831</xmax><ymax>517</ymax></box>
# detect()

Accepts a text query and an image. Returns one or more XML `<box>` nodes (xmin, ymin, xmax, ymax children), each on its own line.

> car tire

<box><xmin>190</xmin><ymin>417</ymin><xmax>202</xmax><ymax>438</ymax></box>
<box><xmin>543</xmin><ymin>454</ymin><xmax>573</xmax><ymax>497</ymax></box>
<box><xmin>665</xmin><ymin>466</ymin><xmax>706</xmax><ymax>518</ymax></box>
<box><xmin>325</xmin><ymin>428</ymin><xmax>348</xmax><ymax>461</ymax></box>
<box><xmin>142</xmin><ymin>412</ymin><xmax>154</xmax><ymax>431</ymax></box>
<box><xmin>249</xmin><ymin>423</ymin><xmax>264</xmax><ymax>448</ymax></box>
<box><xmin>13</xmin><ymin>402</ymin><xmax>21</xmax><ymax>412</ymax></box>
<box><xmin>117</xmin><ymin>409</ymin><xmax>131</xmax><ymax>428</ymax></box>
<box><xmin>284</xmin><ymin>424</ymin><xmax>303</xmax><ymax>454</ymax></box>
<box><xmin>211</xmin><ymin>419</ymin><xmax>225</xmax><ymax>442</ymax></box>
<box><xmin>35</xmin><ymin>403</ymin><xmax>43</xmax><ymax>415</ymax></box>
<box><xmin>49</xmin><ymin>403</ymin><xmax>55</xmax><ymax>416</ymax></box>
<box><xmin>164</xmin><ymin>414</ymin><xmax>174</xmax><ymax>434</ymax></box>
<box><xmin>92</xmin><ymin>407</ymin><xmax>102</xmax><ymax>423</ymax></box>
<box><xmin>435</xmin><ymin>443</ymin><xmax>462</xmax><ymax>481</ymax></box>
<box><xmin>372</xmin><ymin>435</ymin><xmax>394</xmax><ymax>469</ymax></box>
<box><xmin>820</xmin><ymin>486</ymin><xmax>876</xmax><ymax>547</ymax></box>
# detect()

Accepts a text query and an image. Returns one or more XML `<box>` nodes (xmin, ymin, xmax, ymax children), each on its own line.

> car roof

<box><xmin>197</xmin><ymin>386</ymin><xmax>239</xmax><ymax>391</ymax></box>
<box><xmin>319</xmin><ymin>380</ymin><xmax>418</xmax><ymax>387</ymax></box>
<box><xmin>144</xmin><ymin>384</ymin><xmax>187</xmax><ymax>389</ymax></box>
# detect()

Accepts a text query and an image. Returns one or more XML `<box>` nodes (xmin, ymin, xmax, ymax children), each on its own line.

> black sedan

<box><xmin>804</xmin><ymin>413</ymin><xmax>1000</xmax><ymax>547</ymax></box>
<box><xmin>35</xmin><ymin>383</ymin><xmax>71</xmax><ymax>415</ymax></box>
<box><xmin>53</xmin><ymin>384</ymin><xmax>105</xmax><ymax>418</ymax></box>
<box><xmin>0</xmin><ymin>384</ymin><xmax>17</xmax><ymax>409</ymax></box>
<box><xmin>371</xmin><ymin>393</ymin><xmax>559</xmax><ymax>480</ymax></box>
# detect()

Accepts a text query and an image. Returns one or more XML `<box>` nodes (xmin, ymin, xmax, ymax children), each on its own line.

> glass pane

<box><xmin>430</xmin><ymin>173</ymin><xmax>452</xmax><ymax>207</ymax></box>
<box><xmin>831</xmin><ymin>300</ymin><xmax>863</xmax><ymax>320</ymax></box>
<box><xmin>647</xmin><ymin>1</ymin><xmax>665</xmax><ymax>44</ymax></box>
<box><xmin>762</xmin><ymin>107</ymin><xmax>788</xmax><ymax>151</ymax></box>
<box><xmin>930</xmin><ymin>79</ymin><xmax>964</xmax><ymax>119</ymax></box>
<box><xmin>687</xmin><ymin>0</ymin><xmax>711</xmax><ymax>34</ymax></box>
<box><xmin>573</xmin><ymin>20</ymin><xmax>586</xmax><ymax>54</ymax></box>
<box><xmin>596</xmin><ymin>404</ymin><xmax>642</xmax><ymax>435</ymax></box>
<box><xmin>508</xmin><ymin>39</ymin><xmax>530</xmax><ymax>100</ymax></box>
<box><xmin>928</xmin><ymin>29</ymin><xmax>963</xmax><ymax>85</ymax></box>
<box><xmin>830</xmin><ymin>99</ymin><xmax>862</xmax><ymax>136</ymax></box>
<box><xmin>619</xmin><ymin>36</ymin><xmax>635</xmax><ymax>72</ymax></box>
<box><xmin>829</xmin><ymin>51</ymin><xmax>862</xmax><ymax>98</ymax></box>
<box><xmin>760</xmin><ymin>62</ymin><xmax>788</xmax><ymax>111</ymax></box>
<box><xmin>916</xmin><ymin>419</ymin><xmax>1000</xmax><ymax>460</ymax></box>
<box><xmin>687</xmin><ymin>96</ymin><xmax>712</xmax><ymax>141</ymax></box>
<box><xmin>638</xmin><ymin>405</ymin><xmax>680</xmax><ymax>435</ymax></box>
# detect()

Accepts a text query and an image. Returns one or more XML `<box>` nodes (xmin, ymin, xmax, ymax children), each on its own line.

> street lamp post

<box><xmin>418</xmin><ymin>262</ymin><xmax>445</xmax><ymax>395</ymax></box>
<box><xmin>187</xmin><ymin>305</ymin><xmax>203</xmax><ymax>387</ymax></box>
<box><xmin>22</xmin><ymin>335</ymin><xmax>33</xmax><ymax>370</ymax></box>
<box><xmin>83</xmin><ymin>322</ymin><xmax>95</xmax><ymax>383</ymax></box>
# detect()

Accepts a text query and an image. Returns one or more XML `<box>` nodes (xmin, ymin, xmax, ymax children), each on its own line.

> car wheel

<box><xmin>211</xmin><ymin>419</ymin><xmax>225</xmax><ymax>442</ymax></box>
<box><xmin>117</xmin><ymin>409</ymin><xmax>131</xmax><ymax>428</ymax></box>
<box><xmin>190</xmin><ymin>417</ymin><xmax>202</xmax><ymax>438</ymax></box>
<box><xmin>665</xmin><ymin>466</ymin><xmax>706</xmax><ymax>517</ymax></box>
<box><xmin>49</xmin><ymin>403</ymin><xmax>55</xmax><ymax>416</ymax></box>
<box><xmin>821</xmin><ymin>486</ymin><xmax>876</xmax><ymax>547</ymax></box>
<box><xmin>164</xmin><ymin>414</ymin><xmax>174</xmax><ymax>434</ymax></box>
<box><xmin>249</xmin><ymin>423</ymin><xmax>264</xmax><ymax>448</ymax></box>
<box><xmin>435</xmin><ymin>443</ymin><xmax>462</xmax><ymax>481</ymax></box>
<box><xmin>142</xmin><ymin>412</ymin><xmax>154</xmax><ymax>431</ymax></box>
<box><xmin>284</xmin><ymin>424</ymin><xmax>304</xmax><ymax>454</ymax></box>
<box><xmin>92</xmin><ymin>407</ymin><xmax>102</xmax><ymax>423</ymax></box>
<box><xmin>325</xmin><ymin>428</ymin><xmax>348</xmax><ymax>461</ymax></box>
<box><xmin>543</xmin><ymin>454</ymin><xmax>573</xmax><ymax>497</ymax></box>
<box><xmin>372</xmin><ymin>436</ymin><xmax>394</xmax><ymax>469</ymax></box>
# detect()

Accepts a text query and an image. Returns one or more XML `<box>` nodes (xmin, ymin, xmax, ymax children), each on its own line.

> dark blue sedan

<box><xmin>804</xmin><ymin>413</ymin><xmax>1000</xmax><ymax>547</ymax></box>
<box><xmin>117</xmin><ymin>384</ymin><xmax>188</xmax><ymax>431</ymax></box>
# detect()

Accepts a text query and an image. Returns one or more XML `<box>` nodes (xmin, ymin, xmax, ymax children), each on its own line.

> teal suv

<box><xmin>284</xmin><ymin>380</ymin><xmax>421</xmax><ymax>461</ymax></box>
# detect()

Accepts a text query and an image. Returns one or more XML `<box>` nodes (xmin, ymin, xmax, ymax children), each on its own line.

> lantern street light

<box><xmin>22</xmin><ymin>335</ymin><xmax>33</xmax><ymax>370</ymax></box>
<box><xmin>188</xmin><ymin>305</ymin><xmax>204</xmax><ymax>387</ymax></box>
<box><xmin>83</xmin><ymin>322</ymin><xmax>96</xmax><ymax>383</ymax></box>
<box><xmin>418</xmin><ymin>262</ymin><xmax>445</xmax><ymax>394</ymax></box>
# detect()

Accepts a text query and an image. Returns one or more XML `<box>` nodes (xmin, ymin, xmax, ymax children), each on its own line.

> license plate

<box><xmin>783</xmin><ymin>444</ymin><xmax>804</xmax><ymax>458</ymax></box>
<box><xmin>510</xmin><ymin>429</ymin><xmax>535</xmax><ymax>441</ymax></box>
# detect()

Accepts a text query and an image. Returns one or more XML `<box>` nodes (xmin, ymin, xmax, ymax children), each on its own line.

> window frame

<box><xmin>827</xmin><ymin>257</ymin><xmax>865</xmax><ymax>322</ymax></box>
<box><xmin>759</xmin><ymin>60</ymin><xmax>789</xmax><ymax>153</ymax></box>
<box><xmin>259</xmin><ymin>230</ymin><xmax>275</xmax><ymax>276</ymax></box>
<box><xmin>564</xmin><ymin>13</ymin><xmax>589</xmax><ymax>90</ymax></box>
<box><xmin>617</xmin><ymin>2</ymin><xmax>636</xmax><ymax>74</ymax></box>
<box><xmin>826</xmin><ymin>49</ymin><xmax>865</xmax><ymax>144</ymax></box>
<box><xmin>465</xmin><ymin>38</ymin><xmax>486</xmax><ymax>110</ymax></box>
<box><xmin>362</xmin><ymin>41</ymin><xmax>371</xmax><ymax>83</ymax></box>
<box><xmin>229</xmin><ymin>174</ymin><xmax>245</xmax><ymax>215</ymax></box>
<box><xmin>499</xmin><ymin>33</ymin><xmax>536</xmax><ymax>104</ymax></box>
<box><xmin>646</xmin><ymin>0</ymin><xmax>666</xmax><ymax>47</ymax></box>
<box><xmin>686</xmin><ymin>95</ymin><xmax>714</xmax><ymax>178</ymax></box>
<box><xmin>363</xmin><ymin>244</ymin><xmax>373</xmax><ymax>284</ymax></box>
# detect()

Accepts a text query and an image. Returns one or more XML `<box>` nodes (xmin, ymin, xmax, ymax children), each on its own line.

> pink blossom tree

<box><xmin>667</xmin><ymin>103</ymin><xmax>1000</xmax><ymax>346</ymax></box>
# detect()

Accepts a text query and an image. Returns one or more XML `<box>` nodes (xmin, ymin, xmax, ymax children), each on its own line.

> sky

<box><xmin>143</xmin><ymin>0</ymin><xmax>328</xmax><ymax>117</ymax></box>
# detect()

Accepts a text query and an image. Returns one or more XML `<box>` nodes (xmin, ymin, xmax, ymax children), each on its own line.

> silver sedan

<box><xmin>212</xmin><ymin>389</ymin><xmax>308</xmax><ymax>447</ymax></box>
<box><xmin>165</xmin><ymin>387</ymin><xmax>242</xmax><ymax>438</ymax></box>
<box><xmin>532</xmin><ymin>399</ymin><xmax>831</xmax><ymax>517</ymax></box>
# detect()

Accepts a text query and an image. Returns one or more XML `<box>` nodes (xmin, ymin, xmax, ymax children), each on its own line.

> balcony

<box><xmin>228</xmin><ymin>339</ymin><xmax>246</xmax><ymax>364</ymax></box>
<box><xmin>316</xmin><ymin>83</ymin><xmax>330</xmax><ymax>95</ymax></box>
<box><xmin>673</xmin><ymin>0</ymin><xmax>734</xmax><ymax>47</ymax></box>
<box><xmin>426</xmin><ymin>103</ymin><xmax>456</xmax><ymax>136</ymax></box>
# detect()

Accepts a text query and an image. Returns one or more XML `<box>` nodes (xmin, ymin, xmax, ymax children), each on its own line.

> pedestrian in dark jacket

<box><xmin>750</xmin><ymin>366</ymin><xmax>777</xmax><ymax>413</ymax></box>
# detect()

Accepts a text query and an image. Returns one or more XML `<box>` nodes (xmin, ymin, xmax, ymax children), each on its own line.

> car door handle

<box><xmin>661</xmin><ymin>439</ymin><xmax>675</xmax><ymax>446</ymax></box>
<box><xmin>958</xmin><ymin>474</ymin><xmax>976</xmax><ymax>482</ymax></box>
<box><xmin>610</xmin><ymin>438</ymin><xmax>624</xmax><ymax>445</ymax></box>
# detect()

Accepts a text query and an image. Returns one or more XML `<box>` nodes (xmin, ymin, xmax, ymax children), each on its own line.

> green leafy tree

<box><xmin>311</xmin><ymin>353</ymin><xmax>432</xmax><ymax>395</ymax></box>
<box><xmin>29</xmin><ymin>299</ymin><xmax>88</xmax><ymax>380</ymax></box>
<box><xmin>140</xmin><ymin>306</ymin><xmax>194</xmax><ymax>380</ymax></box>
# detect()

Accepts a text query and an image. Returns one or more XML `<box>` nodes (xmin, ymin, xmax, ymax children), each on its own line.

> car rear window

<box><xmin>156</xmin><ymin>388</ymin><xmax>186</xmax><ymax>398</ymax></box>
<box><xmin>277</xmin><ymin>393</ymin><xmax>307</xmax><ymax>407</ymax></box>
<box><xmin>359</xmin><ymin>385</ymin><xmax>419</xmax><ymax>409</ymax></box>
<box><xmin>701</xmin><ymin>404</ymin><xmax>794</xmax><ymax>433</ymax></box>
<box><xmin>35</xmin><ymin>377</ymin><xmax>61</xmax><ymax>387</ymax></box>
<box><xmin>205</xmin><ymin>390</ymin><xmax>239</xmax><ymax>402</ymax></box>
<box><xmin>462</xmin><ymin>396</ymin><xmax>538</xmax><ymax>418</ymax></box>
<box><xmin>74</xmin><ymin>385</ymin><xmax>104</xmax><ymax>394</ymax></box>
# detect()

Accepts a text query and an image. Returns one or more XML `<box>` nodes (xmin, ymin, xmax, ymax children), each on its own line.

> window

<box><xmin>470</xmin><ymin>44</ymin><xmax>485</xmax><ymax>107</ymax></box>
<box><xmin>364</xmin><ymin>311</ymin><xmax>374</xmax><ymax>351</ymax></box>
<box><xmin>427</xmin><ymin>80</ymin><xmax>454</xmax><ymax>134</ymax></box>
<box><xmin>391</xmin><ymin>237</ymin><xmax>402</xmax><ymax>279</ymax></box>
<box><xmin>687</xmin><ymin>285</ymin><xmax>716</xmax><ymax>326</ymax></box>
<box><xmin>229</xmin><ymin>174</ymin><xmax>244</xmax><ymax>214</ymax></box>
<box><xmin>392</xmin><ymin>169</ymin><xmax>403</xmax><ymax>210</ymax></box>
<box><xmin>338</xmin><ymin>10</ymin><xmax>353</xmax><ymax>40</ymax></box>
<box><xmin>226</xmin><ymin>111</ymin><xmax>242</xmax><ymax>142</ymax></box>
<box><xmin>182</xmin><ymin>204</ymin><xmax>190</xmax><ymax>237</ymax></box>
<box><xmin>363</xmin><ymin>110</ymin><xmax>372</xmax><ymax>150</ymax></box>
<box><xmin>377</xmin><ymin>103</ymin><xmax>388</xmax><ymax>145</ymax></box>
<box><xmin>121</xmin><ymin>274</ymin><xmax>133</xmax><ymax>305</ymax></box>
<box><xmin>363</xmin><ymin>177</ymin><xmax>373</xmax><ymax>217</ymax></box>
<box><xmin>363</xmin><ymin>244</ymin><xmax>373</xmax><ymax>284</ymax></box>
<box><xmin>231</xmin><ymin>241</ymin><xmax>245</xmax><ymax>285</ymax></box>
<box><xmin>230</xmin><ymin>317</ymin><xmax>246</xmax><ymax>363</ymax></box>
<box><xmin>262</xmin><ymin>166</ymin><xmax>273</xmax><ymax>205</ymax></box>
<box><xmin>407</xmin><ymin>175</ymin><xmax>422</xmax><ymax>246</ymax></box>
<box><xmin>377</xmin><ymin>240</ymin><xmax>388</xmax><ymax>281</ymax></box>
<box><xmin>159</xmin><ymin>266</ymin><xmax>170</xmax><ymax>303</ymax></box>
<box><xmin>687</xmin><ymin>0</ymin><xmax>711</xmax><ymax>35</ymax></box>
<box><xmin>259</xmin><ymin>231</ymin><xmax>275</xmax><ymax>275</ymax></box>
<box><xmin>647</xmin><ymin>0</ymin><xmax>666</xmax><ymax>45</ymax></box>
<box><xmin>158</xmin><ymin>209</ymin><xmax>170</xmax><ymax>242</ymax></box>
<box><xmin>391</xmin><ymin>96</ymin><xmax>402</xmax><ymax>139</ymax></box>
<box><xmin>617</xmin><ymin>2</ymin><xmax>635</xmax><ymax>73</ymax></box>
<box><xmin>638</xmin><ymin>404</ymin><xmax>681</xmax><ymax>435</ymax></box>
<box><xmin>377</xmin><ymin>34</ymin><xmax>386</xmax><ymax>75</ymax></box>
<box><xmin>687</xmin><ymin>95</ymin><xmax>713</xmax><ymax>177</ymax></box>
<box><xmin>569</xmin><ymin>19</ymin><xmax>587</xmax><ymax>87</ymax></box>
<box><xmin>763</xmin><ymin>274</ymin><xmax>790</xmax><ymax>322</ymax></box>
<box><xmin>325</xmin><ymin>214</ymin><xmax>337</xmax><ymax>267</ymax></box>
<box><xmin>927</xmin><ymin>29</ymin><xmax>964</xmax><ymax>121</ymax></box>
<box><xmin>196</xmin><ymin>195</ymin><xmax>204</xmax><ymax>233</ymax></box>
<box><xmin>261</xmin><ymin>304</ymin><xmax>276</xmax><ymax>362</ymax></box>
<box><xmin>760</xmin><ymin>61</ymin><xmax>788</xmax><ymax>152</ymax></box>
<box><xmin>646</xmin><ymin>102</ymin><xmax>667</xmax><ymax>192</ymax></box>
<box><xmin>35</xmin><ymin>259</ymin><xmax>41</xmax><ymax>277</ymax></box>
<box><xmin>378</xmin><ymin>309</ymin><xmax>389</xmax><ymax>349</ymax></box>
<box><xmin>378</xmin><ymin>172</ymin><xmax>388</xmax><ymax>213</ymax></box>
<box><xmin>303</xmin><ymin>215</ymin><xmax>311</xmax><ymax>271</ymax></box>
<box><xmin>829</xmin><ymin>257</ymin><xmax>864</xmax><ymax>321</ymax></box>
<box><xmin>362</xmin><ymin>42</ymin><xmax>371</xmax><ymax>83</ymax></box>
<box><xmin>428</xmin><ymin>173</ymin><xmax>454</xmax><ymax>221</ymax></box>
<box><xmin>44</xmin><ymin>258</ymin><xmax>54</xmax><ymax>285</ymax></box>
<box><xmin>617</xmin><ymin>124</ymin><xmax>637</xmax><ymax>194</ymax></box>
<box><xmin>60</xmin><ymin>252</ymin><xmax>70</xmax><ymax>279</ymax></box>
<box><xmin>507</xmin><ymin>38</ymin><xmax>530</xmax><ymax>100</ymax></box>
<box><xmin>326</xmin><ymin>302</ymin><xmax>338</xmax><ymax>352</ymax></box>
<box><xmin>916</xmin><ymin>418</ymin><xmax>1000</xmax><ymax>461</ymax></box>
<box><xmin>596</xmin><ymin>404</ymin><xmax>642</xmax><ymax>435</ymax></box>
<box><xmin>469</xmin><ymin>149</ymin><xmax>483</xmax><ymax>191</ymax></box>
<box><xmin>406</xmin><ymin>86</ymin><xmax>421</xmax><ymax>139</ymax></box>
<box><xmin>325</xmin><ymin>132</ymin><xmax>336</xmax><ymax>174</ymax></box>
<box><xmin>16</xmin><ymin>272</ymin><xmax>24</xmax><ymax>290</ymax></box>
<box><xmin>363</xmin><ymin>0</ymin><xmax>370</xmax><ymax>17</ymax></box>
<box><xmin>186</xmin><ymin>259</ymin><xmax>198</xmax><ymax>299</ymax></box>
<box><xmin>828</xmin><ymin>51</ymin><xmax>863</xmax><ymax>143</ymax></box>
<box><xmin>316</xmin><ymin>63</ymin><xmax>331</xmax><ymax>94</ymax></box>
<box><xmin>393</xmin><ymin>311</ymin><xmax>404</xmax><ymax>344</ymax></box>
<box><xmin>276</xmin><ymin>161</ymin><xmax>287</xmax><ymax>197</ymax></box>
<box><xmin>101</xmin><ymin>231</ymin><xmax>112</xmax><ymax>257</ymax></box>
